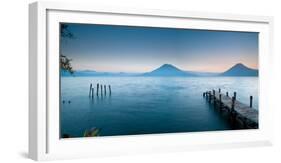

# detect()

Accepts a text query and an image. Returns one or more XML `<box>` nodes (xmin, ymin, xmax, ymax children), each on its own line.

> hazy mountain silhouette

<box><xmin>61</xmin><ymin>63</ymin><xmax>258</xmax><ymax>77</ymax></box>
<box><xmin>142</xmin><ymin>64</ymin><xmax>195</xmax><ymax>76</ymax></box>
<box><xmin>221</xmin><ymin>63</ymin><xmax>258</xmax><ymax>76</ymax></box>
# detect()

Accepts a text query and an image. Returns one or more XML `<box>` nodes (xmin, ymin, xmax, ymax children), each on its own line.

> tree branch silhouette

<box><xmin>60</xmin><ymin>24</ymin><xmax>75</xmax><ymax>74</ymax></box>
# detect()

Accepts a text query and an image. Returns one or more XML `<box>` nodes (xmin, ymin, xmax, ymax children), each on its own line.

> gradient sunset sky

<box><xmin>60</xmin><ymin>23</ymin><xmax>258</xmax><ymax>73</ymax></box>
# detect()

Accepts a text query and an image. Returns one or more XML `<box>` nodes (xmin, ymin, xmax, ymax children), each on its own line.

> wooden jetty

<box><xmin>203</xmin><ymin>89</ymin><xmax>258</xmax><ymax>129</ymax></box>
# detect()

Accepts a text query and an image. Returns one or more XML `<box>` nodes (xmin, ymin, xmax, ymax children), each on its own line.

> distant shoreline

<box><xmin>61</xmin><ymin>63</ymin><xmax>258</xmax><ymax>77</ymax></box>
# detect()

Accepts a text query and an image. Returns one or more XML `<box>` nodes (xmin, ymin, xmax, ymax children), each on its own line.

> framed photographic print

<box><xmin>29</xmin><ymin>1</ymin><xmax>274</xmax><ymax>161</ymax></box>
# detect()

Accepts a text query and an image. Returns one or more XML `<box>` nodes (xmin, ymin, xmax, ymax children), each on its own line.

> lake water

<box><xmin>60</xmin><ymin>77</ymin><xmax>258</xmax><ymax>138</ymax></box>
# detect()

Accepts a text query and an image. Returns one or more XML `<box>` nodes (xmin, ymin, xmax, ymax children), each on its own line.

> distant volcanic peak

<box><xmin>230</xmin><ymin>63</ymin><xmax>258</xmax><ymax>71</ymax></box>
<box><xmin>221</xmin><ymin>63</ymin><xmax>258</xmax><ymax>76</ymax></box>
<box><xmin>233</xmin><ymin>63</ymin><xmax>244</xmax><ymax>67</ymax></box>
<box><xmin>161</xmin><ymin>63</ymin><xmax>175</xmax><ymax>67</ymax></box>
<box><xmin>232</xmin><ymin>63</ymin><xmax>251</xmax><ymax>69</ymax></box>
<box><xmin>236</xmin><ymin>63</ymin><xmax>244</xmax><ymax>66</ymax></box>
<box><xmin>158</xmin><ymin>63</ymin><xmax>182</xmax><ymax>70</ymax></box>
<box><xmin>143</xmin><ymin>64</ymin><xmax>195</xmax><ymax>76</ymax></box>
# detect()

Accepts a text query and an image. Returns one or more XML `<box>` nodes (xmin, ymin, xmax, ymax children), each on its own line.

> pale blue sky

<box><xmin>60</xmin><ymin>23</ymin><xmax>258</xmax><ymax>73</ymax></box>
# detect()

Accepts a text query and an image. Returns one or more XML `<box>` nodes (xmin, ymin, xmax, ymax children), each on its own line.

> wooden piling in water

<box><xmin>97</xmin><ymin>83</ymin><xmax>99</xmax><ymax>96</ymax></box>
<box><xmin>231</xmin><ymin>96</ymin><xmax>235</xmax><ymax>112</ymax></box>
<box><xmin>250</xmin><ymin>96</ymin><xmax>253</xmax><ymax>108</ymax></box>
<box><xmin>89</xmin><ymin>84</ymin><xmax>92</xmax><ymax>97</ymax></box>
<box><xmin>213</xmin><ymin>90</ymin><xmax>216</xmax><ymax>106</ymax></box>
<box><xmin>219</xmin><ymin>94</ymin><xmax>222</xmax><ymax>110</ymax></box>
<box><xmin>208</xmin><ymin>91</ymin><xmax>210</xmax><ymax>100</ymax></box>
<box><xmin>91</xmin><ymin>88</ymin><xmax>94</xmax><ymax>98</ymax></box>
<box><xmin>101</xmin><ymin>84</ymin><xmax>103</xmax><ymax>96</ymax></box>
<box><xmin>207</xmin><ymin>91</ymin><xmax>210</xmax><ymax>102</ymax></box>
<box><xmin>229</xmin><ymin>96</ymin><xmax>236</xmax><ymax>126</ymax></box>
<box><xmin>234</xmin><ymin>92</ymin><xmax>237</xmax><ymax>100</ymax></box>
<box><xmin>109</xmin><ymin>85</ymin><xmax>111</xmax><ymax>95</ymax></box>
<box><xmin>104</xmin><ymin>85</ymin><xmax>106</xmax><ymax>95</ymax></box>
<box><xmin>219</xmin><ymin>88</ymin><xmax>221</xmax><ymax>93</ymax></box>
<box><xmin>226</xmin><ymin>92</ymin><xmax>228</xmax><ymax>97</ymax></box>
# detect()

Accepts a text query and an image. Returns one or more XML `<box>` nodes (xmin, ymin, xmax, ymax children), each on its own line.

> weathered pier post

<box><xmin>208</xmin><ymin>91</ymin><xmax>211</xmax><ymax>103</ymax></box>
<box><xmin>250</xmin><ymin>96</ymin><xmax>253</xmax><ymax>108</ymax></box>
<box><xmin>213</xmin><ymin>90</ymin><xmax>216</xmax><ymax>106</ymax></box>
<box><xmin>203</xmin><ymin>92</ymin><xmax>205</xmax><ymax>97</ymax></box>
<box><xmin>226</xmin><ymin>92</ymin><xmax>228</xmax><ymax>97</ymax></box>
<box><xmin>109</xmin><ymin>85</ymin><xmax>111</xmax><ymax>95</ymax></box>
<box><xmin>97</xmin><ymin>83</ymin><xmax>99</xmax><ymax>96</ymax></box>
<box><xmin>230</xmin><ymin>96</ymin><xmax>236</xmax><ymax>127</ymax></box>
<box><xmin>91</xmin><ymin>88</ymin><xmax>94</xmax><ymax>98</ymax></box>
<box><xmin>101</xmin><ymin>84</ymin><xmax>103</xmax><ymax>96</ymax></box>
<box><xmin>234</xmin><ymin>92</ymin><xmax>237</xmax><ymax>100</ymax></box>
<box><xmin>104</xmin><ymin>85</ymin><xmax>106</xmax><ymax>96</ymax></box>
<box><xmin>219</xmin><ymin>88</ymin><xmax>221</xmax><ymax>93</ymax></box>
<box><xmin>231</xmin><ymin>96</ymin><xmax>235</xmax><ymax>112</ymax></box>
<box><xmin>219</xmin><ymin>94</ymin><xmax>222</xmax><ymax>110</ymax></box>
<box><xmin>89</xmin><ymin>83</ymin><xmax>92</xmax><ymax>97</ymax></box>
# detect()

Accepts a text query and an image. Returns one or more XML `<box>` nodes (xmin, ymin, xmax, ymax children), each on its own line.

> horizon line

<box><xmin>70</xmin><ymin>63</ymin><xmax>259</xmax><ymax>74</ymax></box>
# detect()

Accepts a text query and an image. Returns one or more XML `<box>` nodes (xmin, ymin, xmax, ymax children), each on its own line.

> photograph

<box><xmin>60</xmin><ymin>23</ymin><xmax>259</xmax><ymax>138</ymax></box>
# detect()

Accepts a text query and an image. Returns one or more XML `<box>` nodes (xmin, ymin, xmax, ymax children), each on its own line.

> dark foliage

<box><xmin>60</xmin><ymin>55</ymin><xmax>74</xmax><ymax>74</ymax></box>
<box><xmin>60</xmin><ymin>24</ymin><xmax>75</xmax><ymax>74</ymax></box>
<box><xmin>60</xmin><ymin>24</ymin><xmax>74</xmax><ymax>39</ymax></box>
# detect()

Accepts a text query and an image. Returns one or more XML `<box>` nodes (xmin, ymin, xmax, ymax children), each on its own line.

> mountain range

<box><xmin>62</xmin><ymin>63</ymin><xmax>258</xmax><ymax>77</ymax></box>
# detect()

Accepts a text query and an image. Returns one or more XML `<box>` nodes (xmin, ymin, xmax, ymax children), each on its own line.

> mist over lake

<box><xmin>60</xmin><ymin>76</ymin><xmax>258</xmax><ymax>137</ymax></box>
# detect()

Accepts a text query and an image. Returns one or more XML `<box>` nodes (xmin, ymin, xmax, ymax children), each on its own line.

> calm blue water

<box><xmin>60</xmin><ymin>77</ymin><xmax>258</xmax><ymax>138</ymax></box>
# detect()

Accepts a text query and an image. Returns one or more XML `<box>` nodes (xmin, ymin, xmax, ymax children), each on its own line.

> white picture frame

<box><xmin>29</xmin><ymin>1</ymin><xmax>274</xmax><ymax>161</ymax></box>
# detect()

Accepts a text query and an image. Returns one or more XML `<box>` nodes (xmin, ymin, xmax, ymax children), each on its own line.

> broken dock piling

<box><xmin>89</xmin><ymin>83</ymin><xmax>92</xmax><ymax>97</ymax></box>
<box><xmin>101</xmin><ymin>84</ymin><xmax>103</xmax><ymax>96</ymax></box>
<box><xmin>89</xmin><ymin>83</ymin><xmax>112</xmax><ymax>98</ymax></box>
<box><xmin>91</xmin><ymin>88</ymin><xmax>94</xmax><ymax>98</ymax></box>
<box><xmin>203</xmin><ymin>89</ymin><xmax>258</xmax><ymax>129</ymax></box>
<box><xmin>97</xmin><ymin>83</ymin><xmax>99</xmax><ymax>96</ymax></box>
